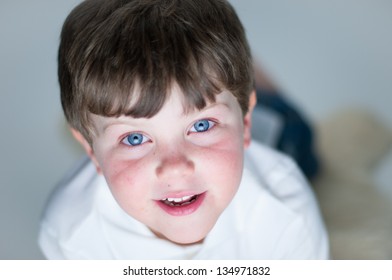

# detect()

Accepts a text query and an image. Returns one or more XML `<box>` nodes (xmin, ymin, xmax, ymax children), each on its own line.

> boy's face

<box><xmin>73</xmin><ymin>85</ymin><xmax>256</xmax><ymax>244</ymax></box>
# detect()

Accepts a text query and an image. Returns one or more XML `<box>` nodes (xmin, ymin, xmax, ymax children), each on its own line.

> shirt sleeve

<box><xmin>245</xmin><ymin>142</ymin><xmax>330</xmax><ymax>259</ymax></box>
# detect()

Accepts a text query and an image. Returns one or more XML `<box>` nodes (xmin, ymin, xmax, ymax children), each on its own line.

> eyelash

<box><xmin>120</xmin><ymin>118</ymin><xmax>217</xmax><ymax>147</ymax></box>
<box><xmin>121</xmin><ymin>132</ymin><xmax>151</xmax><ymax>147</ymax></box>
<box><xmin>188</xmin><ymin>119</ymin><xmax>217</xmax><ymax>134</ymax></box>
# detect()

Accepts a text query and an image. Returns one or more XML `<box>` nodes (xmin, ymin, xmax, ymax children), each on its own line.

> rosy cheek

<box><xmin>209</xmin><ymin>133</ymin><xmax>243</xmax><ymax>160</ymax></box>
<box><xmin>102</xmin><ymin>159</ymin><xmax>139</xmax><ymax>195</ymax></box>
<box><xmin>202</xmin><ymin>138</ymin><xmax>243</xmax><ymax>178</ymax></box>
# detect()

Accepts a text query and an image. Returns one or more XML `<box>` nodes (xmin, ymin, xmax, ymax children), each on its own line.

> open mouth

<box><xmin>156</xmin><ymin>192</ymin><xmax>206</xmax><ymax>216</ymax></box>
<box><xmin>160</xmin><ymin>194</ymin><xmax>199</xmax><ymax>207</ymax></box>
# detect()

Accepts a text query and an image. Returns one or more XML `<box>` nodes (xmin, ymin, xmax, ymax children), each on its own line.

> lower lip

<box><xmin>156</xmin><ymin>192</ymin><xmax>206</xmax><ymax>216</ymax></box>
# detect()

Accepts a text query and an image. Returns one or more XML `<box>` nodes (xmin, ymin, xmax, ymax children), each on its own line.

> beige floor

<box><xmin>313</xmin><ymin>109</ymin><xmax>392</xmax><ymax>259</ymax></box>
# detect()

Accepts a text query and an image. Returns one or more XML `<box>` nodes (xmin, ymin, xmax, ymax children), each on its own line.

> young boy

<box><xmin>39</xmin><ymin>0</ymin><xmax>329</xmax><ymax>259</ymax></box>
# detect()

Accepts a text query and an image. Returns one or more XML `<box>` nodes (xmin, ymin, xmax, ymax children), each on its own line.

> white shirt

<box><xmin>38</xmin><ymin>141</ymin><xmax>329</xmax><ymax>259</ymax></box>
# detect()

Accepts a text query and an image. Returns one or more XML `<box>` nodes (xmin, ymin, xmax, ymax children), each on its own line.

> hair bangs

<box><xmin>78</xmin><ymin>5</ymin><xmax>227</xmax><ymax>120</ymax></box>
<box><xmin>82</xmin><ymin>61</ymin><xmax>223</xmax><ymax>120</ymax></box>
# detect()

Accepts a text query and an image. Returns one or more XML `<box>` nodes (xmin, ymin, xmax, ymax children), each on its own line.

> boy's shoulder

<box><xmin>241</xmin><ymin>141</ymin><xmax>329</xmax><ymax>259</ymax></box>
<box><xmin>245</xmin><ymin>140</ymin><xmax>313</xmax><ymax>206</ymax></box>
<box><xmin>41</xmin><ymin>157</ymin><xmax>97</xmax><ymax>225</ymax></box>
<box><xmin>38</xmin><ymin>157</ymin><xmax>105</xmax><ymax>258</ymax></box>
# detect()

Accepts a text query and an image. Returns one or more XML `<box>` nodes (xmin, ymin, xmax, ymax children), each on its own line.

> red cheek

<box><xmin>198</xmin><ymin>140</ymin><xmax>243</xmax><ymax>173</ymax></box>
<box><xmin>103</xmin><ymin>160</ymin><xmax>131</xmax><ymax>186</ymax></box>
<box><xmin>104</xmin><ymin>166</ymin><xmax>140</xmax><ymax>209</ymax></box>
<box><xmin>105</xmin><ymin>159</ymin><xmax>151</xmax><ymax>194</ymax></box>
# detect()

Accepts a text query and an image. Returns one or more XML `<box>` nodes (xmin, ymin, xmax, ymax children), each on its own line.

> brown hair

<box><xmin>59</xmin><ymin>0</ymin><xmax>254</xmax><ymax>143</ymax></box>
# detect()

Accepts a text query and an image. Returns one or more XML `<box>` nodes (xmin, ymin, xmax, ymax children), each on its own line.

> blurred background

<box><xmin>1</xmin><ymin>0</ymin><xmax>391</xmax><ymax>259</ymax></box>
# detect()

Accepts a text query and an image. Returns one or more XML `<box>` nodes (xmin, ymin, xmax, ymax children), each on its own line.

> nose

<box><xmin>155</xmin><ymin>150</ymin><xmax>195</xmax><ymax>179</ymax></box>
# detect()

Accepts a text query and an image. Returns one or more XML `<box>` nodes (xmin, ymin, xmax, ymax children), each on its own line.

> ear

<box><xmin>243</xmin><ymin>90</ymin><xmax>257</xmax><ymax>148</ymax></box>
<box><xmin>70</xmin><ymin>128</ymin><xmax>102</xmax><ymax>174</ymax></box>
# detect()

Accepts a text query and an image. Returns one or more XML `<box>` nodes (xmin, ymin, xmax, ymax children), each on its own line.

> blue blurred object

<box><xmin>252</xmin><ymin>89</ymin><xmax>320</xmax><ymax>180</ymax></box>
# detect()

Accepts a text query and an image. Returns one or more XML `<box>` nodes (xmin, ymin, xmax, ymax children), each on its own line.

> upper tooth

<box><xmin>165</xmin><ymin>195</ymin><xmax>193</xmax><ymax>202</ymax></box>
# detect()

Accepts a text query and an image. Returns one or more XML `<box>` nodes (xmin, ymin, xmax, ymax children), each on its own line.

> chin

<box><xmin>166</xmin><ymin>231</ymin><xmax>206</xmax><ymax>245</ymax></box>
<box><xmin>152</xmin><ymin>224</ymin><xmax>212</xmax><ymax>245</ymax></box>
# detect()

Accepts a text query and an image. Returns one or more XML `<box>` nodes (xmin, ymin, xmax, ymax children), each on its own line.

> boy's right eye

<box><xmin>121</xmin><ymin>133</ymin><xmax>150</xmax><ymax>146</ymax></box>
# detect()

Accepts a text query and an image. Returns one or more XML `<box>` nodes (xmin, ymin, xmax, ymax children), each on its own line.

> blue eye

<box><xmin>190</xmin><ymin>119</ymin><xmax>215</xmax><ymax>133</ymax></box>
<box><xmin>122</xmin><ymin>133</ymin><xmax>149</xmax><ymax>146</ymax></box>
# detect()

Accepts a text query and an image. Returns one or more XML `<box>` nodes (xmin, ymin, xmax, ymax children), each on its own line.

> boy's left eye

<box><xmin>189</xmin><ymin>119</ymin><xmax>215</xmax><ymax>133</ymax></box>
<box><xmin>122</xmin><ymin>133</ymin><xmax>150</xmax><ymax>146</ymax></box>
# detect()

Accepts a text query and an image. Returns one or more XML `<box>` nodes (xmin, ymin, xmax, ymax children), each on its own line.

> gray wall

<box><xmin>1</xmin><ymin>0</ymin><xmax>391</xmax><ymax>259</ymax></box>
<box><xmin>230</xmin><ymin>0</ymin><xmax>392</xmax><ymax>123</ymax></box>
